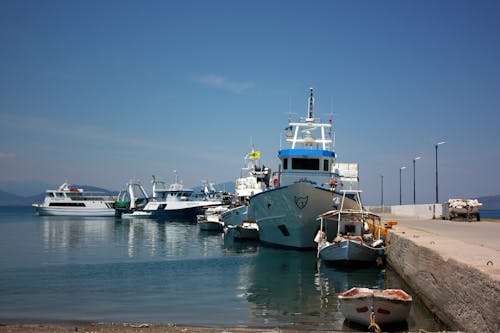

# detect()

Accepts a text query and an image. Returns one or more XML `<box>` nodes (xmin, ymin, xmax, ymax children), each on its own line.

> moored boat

<box><xmin>117</xmin><ymin>173</ymin><xmax>223</xmax><ymax>221</ymax></box>
<box><xmin>250</xmin><ymin>88</ymin><xmax>360</xmax><ymax>249</ymax></box>
<box><xmin>315</xmin><ymin>190</ymin><xmax>385</xmax><ymax>264</ymax></box>
<box><xmin>338</xmin><ymin>287</ymin><xmax>412</xmax><ymax>327</ymax></box>
<box><xmin>197</xmin><ymin>206</ymin><xmax>227</xmax><ymax>231</ymax></box>
<box><xmin>32</xmin><ymin>182</ymin><xmax>116</xmax><ymax>217</ymax></box>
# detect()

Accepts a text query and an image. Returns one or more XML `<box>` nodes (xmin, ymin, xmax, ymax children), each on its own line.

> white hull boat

<box><xmin>252</xmin><ymin>182</ymin><xmax>357</xmax><ymax>248</ymax></box>
<box><xmin>338</xmin><ymin>287</ymin><xmax>412</xmax><ymax>327</ymax></box>
<box><xmin>32</xmin><ymin>182</ymin><xmax>115</xmax><ymax>217</ymax></box>
<box><xmin>197</xmin><ymin>206</ymin><xmax>227</xmax><ymax>231</ymax></box>
<box><xmin>250</xmin><ymin>88</ymin><xmax>360</xmax><ymax>249</ymax></box>
<box><xmin>315</xmin><ymin>190</ymin><xmax>384</xmax><ymax>263</ymax></box>
<box><xmin>225</xmin><ymin>220</ymin><xmax>259</xmax><ymax>240</ymax></box>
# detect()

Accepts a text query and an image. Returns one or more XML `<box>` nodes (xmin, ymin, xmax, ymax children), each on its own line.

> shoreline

<box><xmin>0</xmin><ymin>323</ymin><xmax>335</xmax><ymax>333</ymax></box>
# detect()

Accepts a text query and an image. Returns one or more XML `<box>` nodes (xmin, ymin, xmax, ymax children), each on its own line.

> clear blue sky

<box><xmin>1</xmin><ymin>0</ymin><xmax>499</xmax><ymax>205</ymax></box>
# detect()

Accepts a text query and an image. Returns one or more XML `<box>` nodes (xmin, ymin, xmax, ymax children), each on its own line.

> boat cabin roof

<box><xmin>279</xmin><ymin>149</ymin><xmax>335</xmax><ymax>158</ymax></box>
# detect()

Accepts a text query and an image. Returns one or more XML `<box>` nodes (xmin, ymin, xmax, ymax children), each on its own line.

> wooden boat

<box><xmin>315</xmin><ymin>190</ymin><xmax>384</xmax><ymax>263</ymax></box>
<box><xmin>338</xmin><ymin>287</ymin><xmax>412</xmax><ymax>327</ymax></box>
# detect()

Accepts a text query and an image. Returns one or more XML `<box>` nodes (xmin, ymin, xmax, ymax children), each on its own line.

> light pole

<box><xmin>380</xmin><ymin>174</ymin><xmax>384</xmax><ymax>207</ymax></box>
<box><xmin>399</xmin><ymin>166</ymin><xmax>406</xmax><ymax>205</ymax></box>
<box><xmin>413</xmin><ymin>156</ymin><xmax>422</xmax><ymax>204</ymax></box>
<box><xmin>435</xmin><ymin>141</ymin><xmax>446</xmax><ymax>203</ymax></box>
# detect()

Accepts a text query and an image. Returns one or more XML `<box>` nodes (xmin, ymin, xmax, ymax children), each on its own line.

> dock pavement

<box><xmin>381</xmin><ymin>214</ymin><xmax>499</xmax><ymax>333</ymax></box>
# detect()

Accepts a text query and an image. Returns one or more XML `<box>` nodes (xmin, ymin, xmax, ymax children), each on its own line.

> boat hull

<box><xmin>319</xmin><ymin>239</ymin><xmax>380</xmax><ymax>263</ymax></box>
<box><xmin>198</xmin><ymin>221</ymin><xmax>224</xmax><ymax>231</ymax></box>
<box><xmin>338</xmin><ymin>288</ymin><xmax>412</xmax><ymax>326</ymax></box>
<box><xmin>225</xmin><ymin>223</ymin><xmax>259</xmax><ymax>240</ymax></box>
<box><xmin>33</xmin><ymin>204</ymin><xmax>115</xmax><ymax>217</ymax></box>
<box><xmin>221</xmin><ymin>205</ymin><xmax>248</xmax><ymax>227</ymax></box>
<box><xmin>250</xmin><ymin>182</ymin><xmax>358</xmax><ymax>249</ymax></box>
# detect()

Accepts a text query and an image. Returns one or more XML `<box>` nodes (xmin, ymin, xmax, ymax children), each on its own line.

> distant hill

<box><xmin>0</xmin><ymin>184</ymin><xmax>119</xmax><ymax>206</ymax></box>
<box><xmin>0</xmin><ymin>190</ymin><xmax>29</xmax><ymax>205</ymax></box>
<box><xmin>478</xmin><ymin>194</ymin><xmax>500</xmax><ymax>210</ymax></box>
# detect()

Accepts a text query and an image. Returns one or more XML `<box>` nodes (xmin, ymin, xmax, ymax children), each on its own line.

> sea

<box><xmin>0</xmin><ymin>206</ymin><xmax>446</xmax><ymax>332</ymax></box>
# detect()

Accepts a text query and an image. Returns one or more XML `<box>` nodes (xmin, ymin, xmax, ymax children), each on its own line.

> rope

<box><xmin>368</xmin><ymin>311</ymin><xmax>381</xmax><ymax>333</ymax></box>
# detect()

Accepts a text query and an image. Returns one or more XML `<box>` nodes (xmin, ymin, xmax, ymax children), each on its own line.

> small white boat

<box><xmin>338</xmin><ymin>287</ymin><xmax>412</xmax><ymax>327</ymax></box>
<box><xmin>448</xmin><ymin>198</ymin><xmax>482</xmax><ymax>221</ymax></box>
<box><xmin>315</xmin><ymin>190</ymin><xmax>384</xmax><ymax>263</ymax></box>
<box><xmin>225</xmin><ymin>219</ymin><xmax>259</xmax><ymax>240</ymax></box>
<box><xmin>32</xmin><ymin>182</ymin><xmax>116</xmax><ymax>217</ymax></box>
<box><xmin>197</xmin><ymin>206</ymin><xmax>227</xmax><ymax>231</ymax></box>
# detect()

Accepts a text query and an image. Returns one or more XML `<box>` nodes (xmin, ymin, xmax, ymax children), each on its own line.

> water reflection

<box><xmin>27</xmin><ymin>214</ymin><xmax>445</xmax><ymax>331</ymax></box>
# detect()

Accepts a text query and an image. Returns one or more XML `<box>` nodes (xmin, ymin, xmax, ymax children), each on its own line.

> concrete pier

<box><xmin>382</xmin><ymin>215</ymin><xmax>499</xmax><ymax>332</ymax></box>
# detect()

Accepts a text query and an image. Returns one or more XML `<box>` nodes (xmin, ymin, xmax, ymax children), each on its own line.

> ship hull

<box><xmin>250</xmin><ymin>182</ymin><xmax>358</xmax><ymax>249</ymax></box>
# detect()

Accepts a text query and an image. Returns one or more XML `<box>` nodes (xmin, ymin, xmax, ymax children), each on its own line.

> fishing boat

<box><xmin>250</xmin><ymin>88</ymin><xmax>360</xmax><ymax>249</ymax></box>
<box><xmin>114</xmin><ymin>180</ymin><xmax>150</xmax><ymax>217</ymax></box>
<box><xmin>338</xmin><ymin>287</ymin><xmax>412</xmax><ymax>327</ymax></box>
<box><xmin>221</xmin><ymin>147</ymin><xmax>269</xmax><ymax>241</ymax></box>
<box><xmin>221</xmin><ymin>147</ymin><xmax>270</xmax><ymax>228</ymax></box>
<box><xmin>32</xmin><ymin>182</ymin><xmax>116</xmax><ymax>217</ymax></box>
<box><xmin>117</xmin><ymin>173</ymin><xmax>223</xmax><ymax>221</ymax></box>
<box><xmin>197</xmin><ymin>206</ymin><xmax>227</xmax><ymax>231</ymax></box>
<box><xmin>225</xmin><ymin>220</ymin><xmax>259</xmax><ymax>240</ymax></box>
<box><xmin>315</xmin><ymin>190</ymin><xmax>385</xmax><ymax>264</ymax></box>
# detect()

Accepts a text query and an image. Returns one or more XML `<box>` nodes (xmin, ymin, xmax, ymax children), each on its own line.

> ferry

<box><xmin>32</xmin><ymin>182</ymin><xmax>116</xmax><ymax>217</ymax></box>
<box><xmin>249</xmin><ymin>88</ymin><xmax>360</xmax><ymax>249</ymax></box>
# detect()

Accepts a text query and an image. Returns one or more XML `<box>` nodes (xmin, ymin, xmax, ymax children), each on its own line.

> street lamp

<box><xmin>435</xmin><ymin>141</ymin><xmax>446</xmax><ymax>203</ymax></box>
<box><xmin>380</xmin><ymin>174</ymin><xmax>384</xmax><ymax>207</ymax></box>
<box><xmin>399</xmin><ymin>166</ymin><xmax>406</xmax><ymax>205</ymax></box>
<box><xmin>413</xmin><ymin>156</ymin><xmax>422</xmax><ymax>204</ymax></box>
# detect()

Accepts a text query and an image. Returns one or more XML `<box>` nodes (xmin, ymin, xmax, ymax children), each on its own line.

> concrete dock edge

<box><xmin>386</xmin><ymin>226</ymin><xmax>499</xmax><ymax>332</ymax></box>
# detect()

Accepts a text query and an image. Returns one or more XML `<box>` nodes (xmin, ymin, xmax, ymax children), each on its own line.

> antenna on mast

<box><xmin>307</xmin><ymin>87</ymin><xmax>314</xmax><ymax>119</ymax></box>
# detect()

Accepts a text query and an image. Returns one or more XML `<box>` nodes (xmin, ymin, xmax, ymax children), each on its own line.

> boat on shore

<box><xmin>447</xmin><ymin>198</ymin><xmax>482</xmax><ymax>221</ymax></box>
<box><xmin>250</xmin><ymin>88</ymin><xmax>360</xmax><ymax>249</ymax></box>
<box><xmin>315</xmin><ymin>190</ymin><xmax>385</xmax><ymax>264</ymax></box>
<box><xmin>32</xmin><ymin>182</ymin><xmax>116</xmax><ymax>217</ymax></box>
<box><xmin>338</xmin><ymin>287</ymin><xmax>412</xmax><ymax>327</ymax></box>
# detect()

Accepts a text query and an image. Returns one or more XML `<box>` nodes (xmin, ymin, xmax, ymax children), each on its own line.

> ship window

<box><xmin>292</xmin><ymin>158</ymin><xmax>319</xmax><ymax>170</ymax></box>
<box><xmin>323</xmin><ymin>159</ymin><xmax>329</xmax><ymax>171</ymax></box>
<box><xmin>49</xmin><ymin>193</ymin><xmax>55</xmax><ymax>198</ymax></box>
<box><xmin>283</xmin><ymin>158</ymin><xmax>288</xmax><ymax>170</ymax></box>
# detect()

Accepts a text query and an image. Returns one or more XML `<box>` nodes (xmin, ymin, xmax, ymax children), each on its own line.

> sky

<box><xmin>1</xmin><ymin>0</ymin><xmax>499</xmax><ymax>205</ymax></box>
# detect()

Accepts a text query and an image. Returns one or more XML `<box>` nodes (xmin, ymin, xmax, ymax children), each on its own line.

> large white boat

<box><xmin>32</xmin><ymin>182</ymin><xmax>116</xmax><ymax>217</ymax></box>
<box><xmin>249</xmin><ymin>88</ymin><xmax>360</xmax><ymax>249</ymax></box>
<box><xmin>118</xmin><ymin>173</ymin><xmax>223</xmax><ymax>221</ymax></box>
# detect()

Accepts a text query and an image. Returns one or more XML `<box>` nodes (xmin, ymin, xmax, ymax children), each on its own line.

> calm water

<box><xmin>0</xmin><ymin>206</ymin><xmax>445</xmax><ymax>331</ymax></box>
<box><xmin>480</xmin><ymin>209</ymin><xmax>500</xmax><ymax>219</ymax></box>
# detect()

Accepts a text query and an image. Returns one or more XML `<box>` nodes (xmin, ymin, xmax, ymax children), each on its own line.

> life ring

<box><xmin>273</xmin><ymin>177</ymin><xmax>279</xmax><ymax>187</ymax></box>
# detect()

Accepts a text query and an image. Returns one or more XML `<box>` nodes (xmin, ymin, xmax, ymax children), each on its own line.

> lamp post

<box><xmin>413</xmin><ymin>156</ymin><xmax>422</xmax><ymax>204</ymax></box>
<box><xmin>435</xmin><ymin>141</ymin><xmax>446</xmax><ymax>203</ymax></box>
<box><xmin>380</xmin><ymin>174</ymin><xmax>384</xmax><ymax>207</ymax></box>
<box><xmin>399</xmin><ymin>166</ymin><xmax>406</xmax><ymax>205</ymax></box>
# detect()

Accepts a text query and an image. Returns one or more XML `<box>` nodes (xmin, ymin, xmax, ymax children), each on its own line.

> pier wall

<box><xmin>368</xmin><ymin>204</ymin><xmax>446</xmax><ymax>219</ymax></box>
<box><xmin>386</xmin><ymin>228</ymin><xmax>499</xmax><ymax>332</ymax></box>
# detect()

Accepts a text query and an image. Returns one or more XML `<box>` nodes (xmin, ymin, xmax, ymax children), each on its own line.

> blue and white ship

<box><xmin>249</xmin><ymin>88</ymin><xmax>360</xmax><ymax>249</ymax></box>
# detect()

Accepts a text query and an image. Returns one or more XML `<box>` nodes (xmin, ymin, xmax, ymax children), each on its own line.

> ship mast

<box><xmin>307</xmin><ymin>87</ymin><xmax>314</xmax><ymax>120</ymax></box>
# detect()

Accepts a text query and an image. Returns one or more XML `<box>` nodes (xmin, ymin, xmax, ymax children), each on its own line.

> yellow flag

<box><xmin>249</xmin><ymin>151</ymin><xmax>261</xmax><ymax>159</ymax></box>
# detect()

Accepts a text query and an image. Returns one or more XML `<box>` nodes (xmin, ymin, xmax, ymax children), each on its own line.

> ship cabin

<box><xmin>278</xmin><ymin>148</ymin><xmax>336</xmax><ymax>188</ymax></box>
